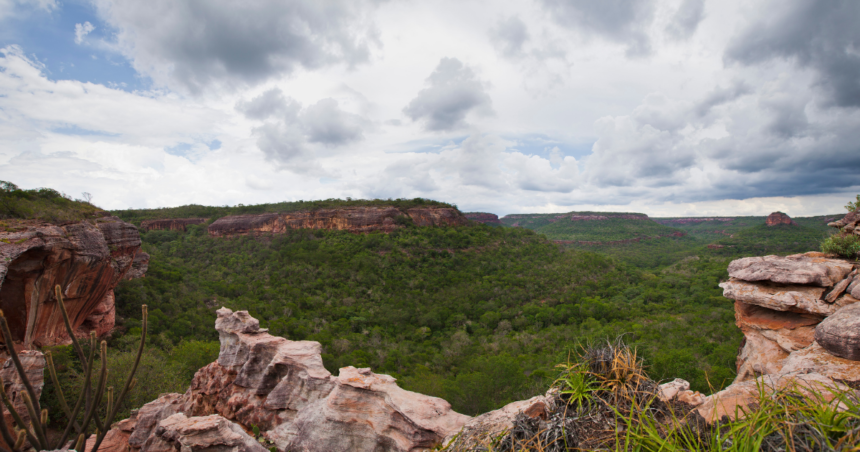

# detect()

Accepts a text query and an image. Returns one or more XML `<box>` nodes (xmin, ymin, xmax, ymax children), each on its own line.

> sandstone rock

<box><xmin>463</xmin><ymin>212</ymin><xmax>502</xmax><ymax>226</ymax></box>
<box><xmin>734</xmin><ymin>302</ymin><xmax>819</xmax><ymax>353</ymax></box>
<box><xmin>85</xmin><ymin>414</ymin><xmax>137</xmax><ymax>452</ymax></box>
<box><xmin>766</xmin><ymin>212</ymin><xmax>795</xmax><ymax>226</ymax></box>
<box><xmin>720</xmin><ymin>280</ymin><xmax>831</xmax><ymax>315</ymax></box>
<box><xmin>124</xmin><ymin>251</ymin><xmax>150</xmax><ymax>280</ymax></box>
<box><xmin>825</xmin><ymin>272</ymin><xmax>855</xmax><ymax>303</ymax></box>
<box><xmin>128</xmin><ymin>393</ymin><xmax>186</xmax><ymax>449</ymax></box>
<box><xmin>734</xmin><ymin>330</ymin><xmax>789</xmax><ymax>382</ymax></box>
<box><xmin>780</xmin><ymin>342</ymin><xmax>860</xmax><ymax>382</ymax></box>
<box><xmin>677</xmin><ymin>390</ymin><xmax>705</xmax><ymax>407</ymax></box>
<box><xmin>814</xmin><ymin>303</ymin><xmax>860</xmax><ymax>361</ymax></box>
<box><xmin>0</xmin><ymin>217</ymin><xmax>140</xmax><ymax>347</ymax></box>
<box><xmin>442</xmin><ymin>393</ymin><xmax>552</xmax><ymax>450</ymax></box>
<box><xmin>849</xmin><ymin>275</ymin><xmax>860</xmax><ymax>299</ymax></box>
<box><xmin>139</xmin><ymin>218</ymin><xmax>208</xmax><ymax>232</ymax></box>
<box><xmin>208</xmin><ymin>207</ymin><xmax>467</xmax><ymax>237</ymax></box>
<box><xmin>0</xmin><ymin>350</ymin><xmax>44</xmax><ymax>445</ymax></box>
<box><xmin>726</xmin><ymin>255</ymin><xmax>854</xmax><ymax>287</ymax></box>
<box><xmin>696</xmin><ymin>372</ymin><xmax>847</xmax><ymax>423</ymax></box>
<box><xmin>142</xmin><ymin>414</ymin><xmax>267</xmax><ymax>452</ymax></box>
<box><xmin>658</xmin><ymin>378</ymin><xmax>689</xmax><ymax>401</ymax></box>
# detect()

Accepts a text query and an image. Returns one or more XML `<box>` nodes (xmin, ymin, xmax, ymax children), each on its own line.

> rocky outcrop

<box><xmin>711</xmin><ymin>249</ymin><xmax>860</xmax><ymax>422</ymax></box>
<box><xmin>0</xmin><ymin>217</ymin><xmax>141</xmax><ymax>347</ymax></box>
<box><xmin>139</xmin><ymin>218</ymin><xmax>208</xmax><ymax>232</ymax></box>
<box><xmin>766</xmin><ymin>211</ymin><xmax>795</xmax><ymax>226</ymax></box>
<box><xmin>143</xmin><ymin>414</ymin><xmax>268</xmax><ymax>452</ymax></box>
<box><xmin>464</xmin><ymin>212</ymin><xmax>502</xmax><ymax>226</ymax></box>
<box><xmin>103</xmin><ymin>308</ymin><xmax>470</xmax><ymax>452</ymax></box>
<box><xmin>124</xmin><ymin>251</ymin><xmax>150</xmax><ymax>280</ymax></box>
<box><xmin>827</xmin><ymin>210</ymin><xmax>860</xmax><ymax>236</ymax></box>
<box><xmin>1</xmin><ymin>350</ymin><xmax>45</xmax><ymax>446</ymax></box>
<box><xmin>208</xmin><ymin>207</ymin><xmax>467</xmax><ymax>237</ymax></box>
<box><xmin>442</xmin><ymin>392</ymin><xmax>552</xmax><ymax>450</ymax></box>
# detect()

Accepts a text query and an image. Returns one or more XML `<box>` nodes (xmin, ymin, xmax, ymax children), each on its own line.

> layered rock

<box><xmin>463</xmin><ymin>212</ymin><xmax>502</xmax><ymax>226</ymax></box>
<box><xmin>139</xmin><ymin>218</ymin><xmax>208</xmax><ymax>232</ymax></box>
<box><xmin>124</xmin><ymin>251</ymin><xmax>150</xmax><ymax>280</ymax></box>
<box><xmin>104</xmin><ymin>308</ymin><xmax>470</xmax><ymax>452</ymax></box>
<box><xmin>0</xmin><ymin>349</ymin><xmax>45</xmax><ymax>447</ymax></box>
<box><xmin>827</xmin><ymin>210</ymin><xmax>860</xmax><ymax>236</ymax></box>
<box><xmin>208</xmin><ymin>207</ymin><xmax>467</xmax><ymax>237</ymax></box>
<box><xmin>711</xmin><ymin>247</ymin><xmax>860</xmax><ymax>422</ymax></box>
<box><xmin>766</xmin><ymin>211</ymin><xmax>795</xmax><ymax>226</ymax></box>
<box><xmin>0</xmin><ymin>217</ymin><xmax>141</xmax><ymax>347</ymax></box>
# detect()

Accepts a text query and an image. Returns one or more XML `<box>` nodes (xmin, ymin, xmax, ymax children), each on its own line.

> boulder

<box><xmin>0</xmin><ymin>217</ymin><xmax>140</xmax><ymax>347</ymax></box>
<box><xmin>726</xmin><ymin>254</ymin><xmax>854</xmax><ymax>287</ymax></box>
<box><xmin>814</xmin><ymin>303</ymin><xmax>860</xmax><ymax>361</ymax></box>
<box><xmin>128</xmin><ymin>393</ymin><xmax>186</xmax><ymax>449</ymax></box>
<box><xmin>142</xmin><ymin>414</ymin><xmax>267</xmax><ymax>452</ymax></box>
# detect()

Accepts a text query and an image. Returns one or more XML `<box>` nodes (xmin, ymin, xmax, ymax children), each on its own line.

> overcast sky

<box><xmin>1</xmin><ymin>0</ymin><xmax>858</xmax><ymax>217</ymax></box>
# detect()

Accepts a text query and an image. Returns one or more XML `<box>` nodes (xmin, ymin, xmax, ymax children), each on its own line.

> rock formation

<box><xmin>828</xmin><ymin>210</ymin><xmax>860</xmax><ymax>236</ymax></box>
<box><xmin>654</xmin><ymin>218</ymin><xmax>734</xmax><ymax>225</ymax></box>
<box><xmin>0</xmin><ymin>217</ymin><xmax>141</xmax><ymax>347</ymax></box>
<box><xmin>208</xmin><ymin>207</ymin><xmax>467</xmax><ymax>237</ymax></box>
<box><xmin>124</xmin><ymin>251</ymin><xmax>150</xmax><ymax>280</ymax></box>
<box><xmin>0</xmin><ymin>350</ymin><xmax>45</xmax><ymax>445</ymax></box>
<box><xmin>463</xmin><ymin>212</ymin><xmax>502</xmax><ymax>226</ymax></box>
<box><xmin>98</xmin><ymin>308</ymin><xmax>470</xmax><ymax>452</ymax></box>
<box><xmin>139</xmin><ymin>218</ymin><xmax>208</xmax><ymax>232</ymax></box>
<box><xmin>709</xmin><ymin>250</ymin><xmax>860</xmax><ymax>421</ymax></box>
<box><xmin>766</xmin><ymin>211</ymin><xmax>795</xmax><ymax>226</ymax></box>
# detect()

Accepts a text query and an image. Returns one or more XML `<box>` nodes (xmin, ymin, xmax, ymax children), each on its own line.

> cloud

<box><xmin>725</xmin><ymin>0</ymin><xmax>860</xmax><ymax>107</ymax></box>
<box><xmin>403</xmin><ymin>58</ymin><xmax>493</xmax><ymax>131</ymax></box>
<box><xmin>538</xmin><ymin>0</ymin><xmax>657</xmax><ymax>56</ymax></box>
<box><xmin>489</xmin><ymin>16</ymin><xmax>529</xmax><ymax>59</ymax></box>
<box><xmin>74</xmin><ymin>21</ymin><xmax>95</xmax><ymax>44</ymax></box>
<box><xmin>0</xmin><ymin>0</ymin><xmax>56</xmax><ymax>20</ymax></box>
<box><xmin>91</xmin><ymin>0</ymin><xmax>381</xmax><ymax>94</ymax></box>
<box><xmin>237</xmin><ymin>88</ymin><xmax>368</xmax><ymax>172</ymax></box>
<box><xmin>665</xmin><ymin>0</ymin><xmax>705</xmax><ymax>40</ymax></box>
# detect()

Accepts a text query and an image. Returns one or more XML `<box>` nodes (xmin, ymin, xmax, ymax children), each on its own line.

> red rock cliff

<box><xmin>140</xmin><ymin>218</ymin><xmax>208</xmax><ymax>232</ymax></box>
<box><xmin>208</xmin><ymin>207</ymin><xmax>467</xmax><ymax>237</ymax></box>
<box><xmin>464</xmin><ymin>212</ymin><xmax>502</xmax><ymax>225</ymax></box>
<box><xmin>0</xmin><ymin>217</ymin><xmax>141</xmax><ymax>347</ymax></box>
<box><xmin>766</xmin><ymin>211</ymin><xmax>795</xmax><ymax>226</ymax></box>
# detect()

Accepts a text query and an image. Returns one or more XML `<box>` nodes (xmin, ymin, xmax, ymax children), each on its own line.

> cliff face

<box><xmin>0</xmin><ymin>217</ymin><xmax>141</xmax><ymax>347</ymax></box>
<box><xmin>140</xmin><ymin>218</ymin><xmax>208</xmax><ymax>232</ymax></box>
<box><xmin>766</xmin><ymin>211</ymin><xmax>795</xmax><ymax>226</ymax></box>
<box><xmin>208</xmin><ymin>207</ymin><xmax>467</xmax><ymax>237</ymax></box>
<box><xmin>463</xmin><ymin>212</ymin><xmax>502</xmax><ymax>225</ymax></box>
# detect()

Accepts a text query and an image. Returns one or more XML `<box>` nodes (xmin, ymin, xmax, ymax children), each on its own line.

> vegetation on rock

<box><xmin>0</xmin><ymin>181</ymin><xmax>103</xmax><ymax>223</ymax></box>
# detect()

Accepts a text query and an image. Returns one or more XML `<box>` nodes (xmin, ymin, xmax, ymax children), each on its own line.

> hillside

<box><xmin>0</xmin><ymin>180</ymin><xmax>104</xmax><ymax>223</ymax></box>
<box><xmin>653</xmin><ymin>214</ymin><xmax>839</xmax><ymax>241</ymax></box>
<box><xmin>501</xmin><ymin>211</ymin><xmax>682</xmax><ymax>242</ymax></box>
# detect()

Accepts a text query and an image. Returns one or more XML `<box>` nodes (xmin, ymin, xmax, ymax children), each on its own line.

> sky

<box><xmin>1</xmin><ymin>0</ymin><xmax>859</xmax><ymax>217</ymax></box>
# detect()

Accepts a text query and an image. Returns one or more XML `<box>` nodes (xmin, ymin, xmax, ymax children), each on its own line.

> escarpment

<box><xmin>140</xmin><ymin>218</ymin><xmax>208</xmax><ymax>232</ymax></box>
<box><xmin>0</xmin><ymin>217</ymin><xmax>142</xmax><ymax>347</ymax></box>
<box><xmin>208</xmin><ymin>207</ymin><xmax>467</xmax><ymax>237</ymax></box>
<box><xmin>464</xmin><ymin>212</ymin><xmax>502</xmax><ymax>225</ymax></box>
<box><xmin>97</xmin><ymin>308</ymin><xmax>470</xmax><ymax>452</ymax></box>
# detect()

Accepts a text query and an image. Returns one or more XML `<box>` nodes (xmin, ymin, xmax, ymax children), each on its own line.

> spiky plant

<box><xmin>0</xmin><ymin>285</ymin><xmax>147</xmax><ymax>452</ymax></box>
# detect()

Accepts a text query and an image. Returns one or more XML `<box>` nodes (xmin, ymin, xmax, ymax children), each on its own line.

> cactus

<box><xmin>0</xmin><ymin>284</ymin><xmax>147</xmax><ymax>451</ymax></box>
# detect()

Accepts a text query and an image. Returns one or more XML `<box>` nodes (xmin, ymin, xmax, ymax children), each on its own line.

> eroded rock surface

<box><xmin>139</xmin><ymin>218</ymin><xmax>208</xmax><ymax>232</ymax></box>
<box><xmin>766</xmin><ymin>211</ymin><xmax>795</xmax><ymax>226</ymax></box>
<box><xmin>726</xmin><ymin>254</ymin><xmax>854</xmax><ymax>287</ymax></box>
<box><xmin>442</xmin><ymin>392</ymin><xmax>553</xmax><ymax>451</ymax></box>
<box><xmin>209</xmin><ymin>207</ymin><xmax>467</xmax><ymax>237</ymax></box>
<box><xmin>124</xmin><ymin>251</ymin><xmax>150</xmax><ymax>280</ymax></box>
<box><xmin>0</xmin><ymin>350</ymin><xmax>45</xmax><ymax>446</ymax></box>
<box><xmin>814</xmin><ymin>303</ymin><xmax>860</xmax><ymax>361</ymax></box>
<box><xmin>143</xmin><ymin>414</ymin><xmax>267</xmax><ymax>452</ymax></box>
<box><xmin>0</xmin><ymin>217</ymin><xmax>140</xmax><ymax>347</ymax></box>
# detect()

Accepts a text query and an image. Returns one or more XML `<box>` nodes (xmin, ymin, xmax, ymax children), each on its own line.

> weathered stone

<box><xmin>658</xmin><ymin>378</ymin><xmax>689</xmax><ymax>401</ymax></box>
<box><xmin>208</xmin><ymin>207</ymin><xmax>467</xmax><ymax>237</ymax></box>
<box><xmin>781</xmin><ymin>342</ymin><xmax>860</xmax><ymax>382</ymax></box>
<box><xmin>697</xmin><ymin>372</ymin><xmax>847</xmax><ymax>423</ymax></box>
<box><xmin>734</xmin><ymin>302</ymin><xmax>819</xmax><ymax>353</ymax></box>
<box><xmin>677</xmin><ymin>390</ymin><xmax>705</xmax><ymax>407</ymax></box>
<box><xmin>442</xmin><ymin>393</ymin><xmax>553</xmax><ymax>451</ymax></box>
<box><xmin>128</xmin><ymin>393</ymin><xmax>186</xmax><ymax>449</ymax></box>
<box><xmin>0</xmin><ymin>217</ymin><xmax>140</xmax><ymax>347</ymax></box>
<box><xmin>139</xmin><ymin>218</ymin><xmax>208</xmax><ymax>232</ymax></box>
<box><xmin>825</xmin><ymin>273</ymin><xmax>855</xmax><ymax>303</ymax></box>
<box><xmin>726</xmin><ymin>254</ymin><xmax>854</xmax><ymax>287</ymax></box>
<box><xmin>142</xmin><ymin>414</ymin><xmax>267</xmax><ymax>452</ymax></box>
<box><xmin>0</xmin><ymin>350</ymin><xmax>45</xmax><ymax>446</ymax></box>
<box><xmin>766</xmin><ymin>212</ymin><xmax>795</xmax><ymax>226</ymax></box>
<box><xmin>720</xmin><ymin>280</ymin><xmax>831</xmax><ymax>315</ymax></box>
<box><xmin>124</xmin><ymin>251</ymin><xmax>150</xmax><ymax>280</ymax></box>
<box><xmin>735</xmin><ymin>330</ymin><xmax>789</xmax><ymax>382</ymax></box>
<box><xmin>814</xmin><ymin>303</ymin><xmax>860</xmax><ymax>361</ymax></box>
<box><xmin>849</xmin><ymin>275</ymin><xmax>860</xmax><ymax>299</ymax></box>
<box><xmin>85</xmin><ymin>414</ymin><xmax>137</xmax><ymax>452</ymax></box>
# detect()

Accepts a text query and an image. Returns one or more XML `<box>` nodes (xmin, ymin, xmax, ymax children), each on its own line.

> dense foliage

<box><xmin>110</xmin><ymin>223</ymin><xmax>741</xmax><ymax>416</ymax></box>
<box><xmin>112</xmin><ymin>197</ymin><xmax>455</xmax><ymax>225</ymax></box>
<box><xmin>0</xmin><ymin>181</ymin><xmax>102</xmax><ymax>223</ymax></box>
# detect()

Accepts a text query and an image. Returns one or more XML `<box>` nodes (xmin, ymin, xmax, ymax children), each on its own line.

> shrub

<box><xmin>821</xmin><ymin>234</ymin><xmax>860</xmax><ymax>258</ymax></box>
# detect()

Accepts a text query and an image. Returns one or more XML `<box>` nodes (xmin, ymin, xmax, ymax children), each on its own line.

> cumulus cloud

<box><xmin>665</xmin><ymin>0</ymin><xmax>705</xmax><ymax>40</ymax></box>
<box><xmin>538</xmin><ymin>0</ymin><xmax>657</xmax><ymax>56</ymax></box>
<box><xmin>74</xmin><ymin>21</ymin><xmax>95</xmax><ymax>44</ymax></box>
<box><xmin>725</xmin><ymin>0</ymin><xmax>860</xmax><ymax>107</ymax></box>
<box><xmin>92</xmin><ymin>0</ymin><xmax>381</xmax><ymax>94</ymax></box>
<box><xmin>403</xmin><ymin>58</ymin><xmax>493</xmax><ymax>131</ymax></box>
<box><xmin>489</xmin><ymin>16</ymin><xmax>530</xmax><ymax>59</ymax></box>
<box><xmin>237</xmin><ymin>88</ymin><xmax>368</xmax><ymax>172</ymax></box>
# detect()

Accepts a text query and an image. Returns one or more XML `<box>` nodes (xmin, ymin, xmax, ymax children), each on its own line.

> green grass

<box><xmin>112</xmin><ymin>197</ymin><xmax>456</xmax><ymax>226</ymax></box>
<box><xmin>0</xmin><ymin>181</ymin><xmax>103</xmax><ymax>223</ymax></box>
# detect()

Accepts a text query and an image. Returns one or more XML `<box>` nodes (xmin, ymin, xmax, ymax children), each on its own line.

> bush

<box><xmin>821</xmin><ymin>234</ymin><xmax>860</xmax><ymax>258</ymax></box>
